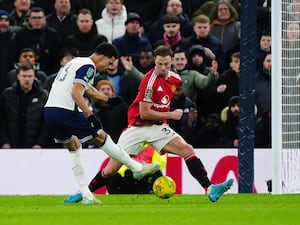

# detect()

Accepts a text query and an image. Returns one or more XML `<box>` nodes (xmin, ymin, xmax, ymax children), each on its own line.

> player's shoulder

<box><xmin>69</xmin><ymin>57</ymin><xmax>94</xmax><ymax>67</ymax></box>
<box><xmin>169</xmin><ymin>70</ymin><xmax>181</xmax><ymax>81</ymax></box>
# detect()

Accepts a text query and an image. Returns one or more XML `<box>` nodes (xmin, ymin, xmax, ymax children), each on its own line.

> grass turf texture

<box><xmin>0</xmin><ymin>194</ymin><xmax>299</xmax><ymax>225</ymax></box>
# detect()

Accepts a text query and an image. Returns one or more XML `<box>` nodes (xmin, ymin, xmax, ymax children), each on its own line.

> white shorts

<box><xmin>117</xmin><ymin>124</ymin><xmax>179</xmax><ymax>155</ymax></box>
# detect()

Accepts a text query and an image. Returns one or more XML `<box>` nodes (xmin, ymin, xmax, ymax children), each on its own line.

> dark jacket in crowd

<box><xmin>0</xmin><ymin>29</ymin><xmax>15</xmax><ymax>94</ymax></box>
<box><xmin>147</xmin><ymin>12</ymin><xmax>192</xmax><ymax>46</ymax></box>
<box><xmin>112</xmin><ymin>32</ymin><xmax>152</xmax><ymax>67</ymax></box>
<box><xmin>255</xmin><ymin>68</ymin><xmax>271</xmax><ymax>118</ymax></box>
<box><xmin>94</xmin><ymin>99</ymin><xmax>128</xmax><ymax>143</ymax></box>
<box><xmin>14</xmin><ymin>24</ymin><xmax>62</xmax><ymax>75</ymax></box>
<box><xmin>255</xmin><ymin>110</ymin><xmax>271</xmax><ymax>148</ymax></box>
<box><xmin>46</xmin><ymin>10</ymin><xmax>78</xmax><ymax>42</ymax></box>
<box><xmin>64</xmin><ymin>24</ymin><xmax>107</xmax><ymax>57</ymax></box>
<box><xmin>215</xmin><ymin>69</ymin><xmax>240</xmax><ymax>113</ymax></box>
<box><xmin>0</xmin><ymin>81</ymin><xmax>49</xmax><ymax>148</ymax></box>
<box><xmin>181</xmin><ymin>33</ymin><xmax>226</xmax><ymax>73</ymax></box>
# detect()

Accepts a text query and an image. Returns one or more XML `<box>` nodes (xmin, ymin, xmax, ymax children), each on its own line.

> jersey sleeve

<box><xmin>74</xmin><ymin>64</ymin><xmax>96</xmax><ymax>88</ymax></box>
<box><xmin>139</xmin><ymin>74</ymin><xmax>153</xmax><ymax>103</ymax></box>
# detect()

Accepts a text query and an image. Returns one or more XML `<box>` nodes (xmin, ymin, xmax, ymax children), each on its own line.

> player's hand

<box><xmin>107</xmin><ymin>96</ymin><xmax>124</xmax><ymax>105</ymax></box>
<box><xmin>217</xmin><ymin>84</ymin><xmax>227</xmax><ymax>93</ymax></box>
<box><xmin>210</xmin><ymin>60</ymin><xmax>218</xmax><ymax>75</ymax></box>
<box><xmin>88</xmin><ymin>114</ymin><xmax>103</xmax><ymax>133</ymax></box>
<box><xmin>172</xmin><ymin>109</ymin><xmax>183</xmax><ymax>120</ymax></box>
<box><xmin>120</xmin><ymin>56</ymin><xmax>133</xmax><ymax>72</ymax></box>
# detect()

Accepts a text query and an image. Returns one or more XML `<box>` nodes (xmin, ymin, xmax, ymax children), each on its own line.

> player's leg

<box><xmin>93</xmin><ymin>132</ymin><xmax>144</xmax><ymax>173</ymax></box>
<box><xmin>64</xmin><ymin>135</ymin><xmax>100</xmax><ymax>204</ymax></box>
<box><xmin>88</xmin><ymin>158</ymin><xmax>122</xmax><ymax>192</ymax></box>
<box><xmin>163</xmin><ymin>136</ymin><xmax>211</xmax><ymax>190</ymax></box>
<box><xmin>162</xmin><ymin>136</ymin><xmax>233</xmax><ymax>202</ymax></box>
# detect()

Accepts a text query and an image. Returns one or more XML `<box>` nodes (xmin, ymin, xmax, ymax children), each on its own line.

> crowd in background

<box><xmin>0</xmin><ymin>0</ymin><xmax>280</xmax><ymax>150</ymax></box>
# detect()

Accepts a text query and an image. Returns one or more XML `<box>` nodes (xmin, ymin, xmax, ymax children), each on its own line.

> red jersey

<box><xmin>128</xmin><ymin>68</ymin><xmax>181</xmax><ymax>126</ymax></box>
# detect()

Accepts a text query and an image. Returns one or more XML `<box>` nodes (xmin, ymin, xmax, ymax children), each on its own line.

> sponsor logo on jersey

<box><xmin>157</xmin><ymin>85</ymin><xmax>163</xmax><ymax>91</ymax></box>
<box><xmin>161</xmin><ymin>95</ymin><xmax>169</xmax><ymax>104</ymax></box>
<box><xmin>145</xmin><ymin>88</ymin><xmax>153</xmax><ymax>101</ymax></box>
<box><xmin>86</xmin><ymin>67</ymin><xmax>95</xmax><ymax>79</ymax></box>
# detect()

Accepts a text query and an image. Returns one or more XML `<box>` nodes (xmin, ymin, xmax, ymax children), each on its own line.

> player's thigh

<box><xmin>163</xmin><ymin>136</ymin><xmax>194</xmax><ymax>158</ymax></box>
<box><xmin>117</xmin><ymin>127</ymin><xmax>147</xmax><ymax>155</ymax></box>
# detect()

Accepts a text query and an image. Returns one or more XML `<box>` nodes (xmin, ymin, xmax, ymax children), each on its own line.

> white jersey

<box><xmin>45</xmin><ymin>57</ymin><xmax>96</xmax><ymax>111</ymax></box>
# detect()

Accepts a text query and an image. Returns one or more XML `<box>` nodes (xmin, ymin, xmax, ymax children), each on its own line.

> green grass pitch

<box><xmin>0</xmin><ymin>194</ymin><xmax>299</xmax><ymax>225</ymax></box>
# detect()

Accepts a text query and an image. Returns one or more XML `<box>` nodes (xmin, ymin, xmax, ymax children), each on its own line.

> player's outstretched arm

<box><xmin>85</xmin><ymin>84</ymin><xmax>108</xmax><ymax>102</ymax></box>
<box><xmin>85</xmin><ymin>84</ymin><xmax>123</xmax><ymax>105</ymax></box>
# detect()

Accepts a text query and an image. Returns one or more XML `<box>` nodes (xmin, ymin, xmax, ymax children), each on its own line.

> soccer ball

<box><xmin>152</xmin><ymin>176</ymin><xmax>176</xmax><ymax>199</ymax></box>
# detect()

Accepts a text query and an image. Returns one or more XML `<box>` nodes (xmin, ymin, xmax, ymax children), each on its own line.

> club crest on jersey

<box><xmin>86</xmin><ymin>67</ymin><xmax>95</xmax><ymax>79</ymax></box>
<box><xmin>145</xmin><ymin>88</ymin><xmax>153</xmax><ymax>101</ymax></box>
<box><xmin>171</xmin><ymin>85</ymin><xmax>177</xmax><ymax>93</ymax></box>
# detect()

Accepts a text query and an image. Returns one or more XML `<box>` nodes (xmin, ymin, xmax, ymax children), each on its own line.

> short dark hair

<box><xmin>17</xmin><ymin>63</ymin><xmax>34</xmax><ymax>73</ymax></box>
<box><xmin>20</xmin><ymin>48</ymin><xmax>34</xmax><ymax>54</ymax></box>
<box><xmin>29</xmin><ymin>7</ymin><xmax>45</xmax><ymax>15</ymax></box>
<box><xmin>94</xmin><ymin>43</ymin><xmax>119</xmax><ymax>58</ymax></box>
<box><xmin>162</xmin><ymin>14</ymin><xmax>180</xmax><ymax>24</ymax></box>
<box><xmin>154</xmin><ymin>45</ymin><xmax>173</xmax><ymax>57</ymax></box>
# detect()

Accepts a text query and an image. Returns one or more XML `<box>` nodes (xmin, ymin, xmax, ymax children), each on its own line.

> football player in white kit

<box><xmin>44</xmin><ymin>43</ymin><xmax>160</xmax><ymax>204</ymax></box>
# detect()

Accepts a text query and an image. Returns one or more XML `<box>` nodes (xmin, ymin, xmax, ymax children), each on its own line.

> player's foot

<box><xmin>132</xmin><ymin>163</ymin><xmax>160</xmax><ymax>181</ymax></box>
<box><xmin>82</xmin><ymin>195</ymin><xmax>101</xmax><ymax>204</ymax></box>
<box><xmin>207</xmin><ymin>178</ymin><xmax>234</xmax><ymax>202</ymax></box>
<box><xmin>63</xmin><ymin>192</ymin><xmax>83</xmax><ymax>203</ymax></box>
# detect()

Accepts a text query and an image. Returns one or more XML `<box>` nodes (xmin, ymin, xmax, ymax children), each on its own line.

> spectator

<box><xmin>94</xmin><ymin>80</ymin><xmax>128</xmax><ymax>143</ymax></box>
<box><xmin>13</xmin><ymin>7</ymin><xmax>62</xmax><ymax>75</ymax></box>
<box><xmin>32</xmin><ymin>0</ymin><xmax>83</xmax><ymax>16</ymax></box>
<box><xmin>147</xmin><ymin>0</ymin><xmax>192</xmax><ymax>46</ymax></box>
<box><xmin>42</xmin><ymin>48</ymin><xmax>78</xmax><ymax>92</ymax></box>
<box><xmin>123</xmin><ymin>0</ymin><xmax>164</xmax><ymax>34</ymax></box>
<box><xmin>216</xmin><ymin>51</ymin><xmax>240</xmax><ymax>113</ymax></box>
<box><xmin>0</xmin><ymin>63</ymin><xmax>49</xmax><ymax>149</ymax></box>
<box><xmin>255</xmin><ymin>108</ymin><xmax>271</xmax><ymax>148</ymax></box>
<box><xmin>192</xmin><ymin>0</ymin><xmax>240</xmax><ymax>19</ymax></box>
<box><xmin>209</xmin><ymin>0</ymin><xmax>240</xmax><ymax>65</ymax></box>
<box><xmin>257</xmin><ymin>0</ymin><xmax>271</xmax><ymax>40</ymax></box>
<box><xmin>80</xmin><ymin>0</ymin><xmax>106</xmax><ymax>20</ymax></box>
<box><xmin>187</xmin><ymin>44</ymin><xmax>210</xmax><ymax>74</ymax></box>
<box><xmin>94</xmin><ymin>56</ymin><xmax>143</xmax><ymax>105</ymax></box>
<box><xmin>46</xmin><ymin>0</ymin><xmax>78</xmax><ymax>42</ymax></box>
<box><xmin>256</xmin><ymin>31</ymin><xmax>271</xmax><ymax>71</ymax></box>
<box><xmin>137</xmin><ymin>47</ymin><xmax>155</xmax><ymax>74</ymax></box>
<box><xmin>221</xmin><ymin>95</ymin><xmax>239</xmax><ymax>148</ymax></box>
<box><xmin>160</xmin><ymin>0</ymin><xmax>194</xmax><ymax>19</ymax></box>
<box><xmin>171</xmin><ymin>49</ymin><xmax>218</xmax><ymax>102</ymax></box>
<box><xmin>95</xmin><ymin>0</ymin><xmax>127</xmax><ymax>43</ymax></box>
<box><xmin>0</xmin><ymin>9</ymin><xmax>15</xmax><ymax>94</ymax></box>
<box><xmin>181</xmin><ymin>14</ymin><xmax>226</xmax><ymax>73</ymax></box>
<box><xmin>7</xmin><ymin>48</ymin><xmax>48</xmax><ymax>87</ymax></box>
<box><xmin>64</xmin><ymin>8</ymin><xmax>108</xmax><ymax>56</ymax></box>
<box><xmin>8</xmin><ymin>0</ymin><xmax>31</xmax><ymax>33</ymax></box>
<box><xmin>112</xmin><ymin>12</ymin><xmax>151</xmax><ymax>67</ymax></box>
<box><xmin>193</xmin><ymin>113</ymin><xmax>224</xmax><ymax>148</ymax></box>
<box><xmin>187</xmin><ymin>45</ymin><xmax>218</xmax><ymax>125</ymax></box>
<box><xmin>255</xmin><ymin>52</ymin><xmax>271</xmax><ymax>118</ymax></box>
<box><xmin>168</xmin><ymin>84</ymin><xmax>198</xmax><ymax>144</ymax></box>
<box><xmin>152</xmin><ymin>13</ymin><xmax>184</xmax><ymax>51</ymax></box>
